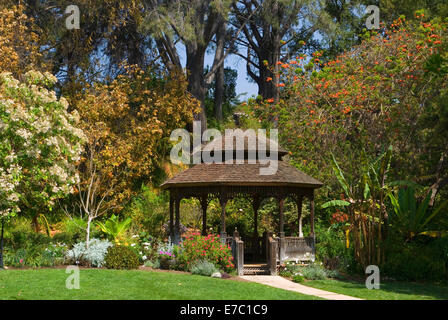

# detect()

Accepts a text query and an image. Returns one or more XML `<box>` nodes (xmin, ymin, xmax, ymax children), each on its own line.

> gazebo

<box><xmin>161</xmin><ymin>132</ymin><xmax>323</xmax><ymax>275</ymax></box>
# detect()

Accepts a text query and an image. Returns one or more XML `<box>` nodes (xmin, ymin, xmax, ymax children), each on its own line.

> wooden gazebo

<box><xmin>161</xmin><ymin>132</ymin><xmax>323</xmax><ymax>275</ymax></box>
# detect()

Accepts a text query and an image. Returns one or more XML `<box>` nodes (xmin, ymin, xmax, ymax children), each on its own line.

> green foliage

<box><xmin>128</xmin><ymin>186</ymin><xmax>168</xmax><ymax>240</ymax></box>
<box><xmin>190</xmin><ymin>260</ymin><xmax>219</xmax><ymax>276</ymax></box>
<box><xmin>96</xmin><ymin>214</ymin><xmax>132</xmax><ymax>241</ymax></box>
<box><xmin>4</xmin><ymin>242</ymin><xmax>68</xmax><ymax>268</ymax></box>
<box><xmin>388</xmin><ymin>187</ymin><xmax>448</xmax><ymax>240</ymax></box>
<box><xmin>278</xmin><ymin>262</ymin><xmax>338</xmax><ymax>281</ymax></box>
<box><xmin>292</xmin><ymin>274</ymin><xmax>305</xmax><ymax>283</ymax></box>
<box><xmin>315</xmin><ymin>225</ymin><xmax>356</xmax><ymax>273</ymax></box>
<box><xmin>144</xmin><ymin>259</ymin><xmax>160</xmax><ymax>269</ymax></box>
<box><xmin>321</xmin><ymin>200</ymin><xmax>350</xmax><ymax>209</ymax></box>
<box><xmin>300</xmin><ymin>264</ymin><xmax>331</xmax><ymax>280</ymax></box>
<box><xmin>105</xmin><ymin>245</ymin><xmax>140</xmax><ymax>270</ymax></box>
<box><xmin>383</xmin><ymin>236</ymin><xmax>448</xmax><ymax>281</ymax></box>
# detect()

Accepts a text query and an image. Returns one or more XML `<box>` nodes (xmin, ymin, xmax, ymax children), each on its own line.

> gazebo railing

<box><xmin>277</xmin><ymin>236</ymin><xmax>315</xmax><ymax>263</ymax></box>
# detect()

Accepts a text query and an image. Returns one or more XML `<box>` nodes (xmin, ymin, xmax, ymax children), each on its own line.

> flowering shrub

<box><xmin>128</xmin><ymin>233</ymin><xmax>155</xmax><ymax>263</ymax></box>
<box><xmin>66</xmin><ymin>239</ymin><xmax>112</xmax><ymax>267</ymax></box>
<box><xmin>182</xmin><ymin>233</ymin><xmax>234</xmax><ymax>273</ymax></box>
<box><xmin>157</xmin><ymin>241</ymin><xmax>177</xmax><ymax>269</ymax></box>
<box><xmin>0</xmin><ymin>71</ymin><xmax>85</xmax><ymax>220</ymax></box>
<box><xmin>4</xmin><ymin>242</ymin><xmax>68</xmax><ymax>268</ymax></box>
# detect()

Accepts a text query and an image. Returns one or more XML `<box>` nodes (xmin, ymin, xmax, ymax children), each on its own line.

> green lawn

<box><xmin>304</xmin><ymin>278</ymin><xmax>448</xmax><ymax>300</ymax></box>
<box><xmin>0</xmin><ymin>268</ymin><xmax>320</xmax><ymax>300</ymax></box>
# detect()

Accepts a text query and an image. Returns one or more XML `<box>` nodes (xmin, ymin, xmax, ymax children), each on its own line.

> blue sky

<box><xmin>176</xmin><ymin>43</ymin><xmax>259</xmax><ymax>100</ymax></box>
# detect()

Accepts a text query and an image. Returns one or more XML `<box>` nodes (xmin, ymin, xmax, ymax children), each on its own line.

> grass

<box><xmin>304</xmin><ymin>278</ymin><xmax>448</xmax><ymax>300</ymax></box>
<box><xmin>0</xmin><ymin>268</ymin><xmax>321</xmax><ymax>300</ymax></box>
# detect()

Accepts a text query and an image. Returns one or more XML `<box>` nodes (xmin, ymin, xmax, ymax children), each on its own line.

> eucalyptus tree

<box><xmin>230</xmin><ymin>0</ymin><xmax>337</xmax><ymax>101</ymax></box>
<box><xmin>142</xmin><ymin>0</ymin><xmax>238</xmax><ymax>130</ymax></box>
<box><xmin>19</xmin><ymin>0</ymin><xmax>152</xmax><ymax>97</ymax></box>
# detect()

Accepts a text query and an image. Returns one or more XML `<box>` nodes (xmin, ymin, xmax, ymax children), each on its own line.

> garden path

<box><xmin>240</xmin><ymin>275</ymin><xmax>362</xmax><ymax>300</ymax></box>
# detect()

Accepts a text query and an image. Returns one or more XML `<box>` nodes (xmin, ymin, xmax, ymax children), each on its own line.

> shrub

<box><xmin>157</xmin><ymin>241</ymin><xmax>177</xmax><ymax>269</ymax></box>
<box><xmin>183</xmin><ymin>233</ymin><xmax>234</xmax><ymax>273</ymax></box>
<box><xmin>383</xmin><ymin>237</ymin><xmax>448</xmax><ymax>281</ymax></box>
<box><xmin>144</xmin><ymin>259</ymin><xmax>160</xmax><ymax>269</ymax></box>
<box><xmin>315</xmin><ymin>225</ymin><xmax>356</xmax><ymax>272</ymax></box>
<box><xmin>169</xmin><ymin>245</ymin><xmax>188</xmax><ymax>271</ymax></box>
<box><xmin>66</xmin><ymin>239</ymin><xmax>112</xmax><ymax>267</ymax></box>
<box><xmin>300</xmin><ymin>264</ymin><xmax>329</xmax><ymax>280</ymax></box>
<box><xmin>4</xmin><ymin>242</ymin><xmax>68</xmax><ymax>268</ymax></box>
<box><xmin>7</xmin><ymin>231</ymin><xmax>50</xmax><ymax>250</ymax></box>
<box><xmin>190</xmin><ymin>260</ymin><xmax>219</xmax><ymax>276</ymax></box>
<box><xmin>292</xmin><ymin>274</ymin><xmax>305</xmax><ymax>283</ymax></box>
<box><xmin>128</xmin><ymin>186</ymin><xmax>169</xmax><ymax>239</ymax></box>
<box><xmin>105</xmin><ymin>245</ymin><xmax>140</xmax><ymax>270</ymax></box>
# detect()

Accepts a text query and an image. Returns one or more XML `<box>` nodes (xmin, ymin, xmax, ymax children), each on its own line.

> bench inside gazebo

<box><xmin>161</xmin><ymin>132</ymin><xmax>323</xmax><ymax>275</ymax></box>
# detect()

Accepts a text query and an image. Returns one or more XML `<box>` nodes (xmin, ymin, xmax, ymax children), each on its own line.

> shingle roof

<box><xmin>161</xmin><ymin>160</ymin><xmax>323</xmax><ymax>189</ymax></box>
<box><xmin>194</xmin><ymin>131</ymin><xmax>289</xmax><ymax>158</ymax></box>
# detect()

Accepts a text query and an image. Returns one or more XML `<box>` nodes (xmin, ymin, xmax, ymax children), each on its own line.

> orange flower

<box><xmin>266</xmin><ymin>77</ymin><xmax>273</xmax><ymax>82</ymax></box>
<box><xmin>266</xmin><ymin>98</ymin><xmax>274</xmax><ymax>103</ymax></box>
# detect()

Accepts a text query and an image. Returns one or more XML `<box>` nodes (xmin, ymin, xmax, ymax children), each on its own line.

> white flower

<box><xmin>142</xmin><ymin>256</ymin><xmax>147</xmax><ymax>261</ymax></box>
<box><xmin>16</xmin><ymin>128</ymin><xmax>32</xmax><ymax>140</ymax></box>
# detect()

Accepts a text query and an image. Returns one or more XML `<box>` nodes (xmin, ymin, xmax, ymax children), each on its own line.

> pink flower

<box><xmin>19</xmin><ymin>259</ymin><xmax>23</xmax><ymax>263</ymax></box>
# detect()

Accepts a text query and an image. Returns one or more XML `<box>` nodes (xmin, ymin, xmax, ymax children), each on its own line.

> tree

<box><xmin>20</xmin><ymin>0</ymin><xmax>154</xmax><ymax>98</ymax></box>
<box><xmin>142</xmin><ymin>0</ymin><xmax>234</xmax><ymax>131</ymax></box>
<box><xmin>206</xmin><ymin>67</ymin><xmax>239</xmax><ymax>121</ymax></box>
<box><xmin>231</xmin><ymin>0</ymin><xmax>336</xmax><ymax>100</ymax></box>
<box><xmin>374</xmin><ymin>0</ymin><xmax>448</xmax><ymax>24</ymax></box>
<box><xmin>0</xmin><ymin>70</ymin><xmax>85</xmax><ymax>263</ymax></box>
<box><xmin>73</xmin><ymin>67</ymin><xmax>199</xmax><ymax>245</ymax></box>
<box><xmin>0</xmin><ymin>4</ymin><xmax>45</xmax><ymax>76</ymax></box>
<box><xmin>253</xmin><ymin>16</ymin><xmax>448</xmax><ymax>198</ymax></box>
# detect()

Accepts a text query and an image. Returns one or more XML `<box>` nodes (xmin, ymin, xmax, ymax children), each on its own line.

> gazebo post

<box><xmin>174</xmin><ymin>196</ymin><xmax>181</xmax><ymax>244</ymax></box>
<box><xmin>278</xmin><ymin>197</ymin><xmax>285</xmax><ymax>238</ymax></box>
<box><xmin>219</xmin><ymin>195</ymin><xmax>228</xmax><ymax>242</ymax></box>
<box><xmin>169</xmin><ymin>193</ymin><xmax>174</xmax><ymax>242</ymax></box>
<box><xmin>200</xmin><ymin>195</ymin><xmax>208</xmax><ymax>236</ymax></box>
<box><xmin>278</xmin><ymin>197</ymin><xmax>285</xmax><ymax>263</ymax></box>
<box><xmin>252</xmin><ymin>195</ymin><xmax>260</xmax><ymax>238</ymax></box>
<box><xmin>310</xmin><ymin>192</ymin><xmax>315</xmax><ymax>238</ymax></box>
<box><xmin>296</xmin><ymin>196</ymin><xmax>303</xmax><ymax>238</ymax></box>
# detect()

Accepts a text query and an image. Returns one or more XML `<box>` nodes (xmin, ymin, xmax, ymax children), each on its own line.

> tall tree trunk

<box><xmin>214</xmin><ymin>22</ymin><xmax>226</xmax><ymax>121</ymax></box>
<box><xmin>186</xmin><ymin>45</ymin><xmax>207</xmax><ymax>133</ymax></box>
<box><xmin>32</xmin><ymin>215</ymin><xmax>40</xmax><ymax>233</ymax></box>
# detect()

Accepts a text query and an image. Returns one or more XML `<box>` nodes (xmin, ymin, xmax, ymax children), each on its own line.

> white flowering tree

<box><xmin>0</xmin><ymin>71</ymin><xmax>85</xmax><ymax>268</ymax></box>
